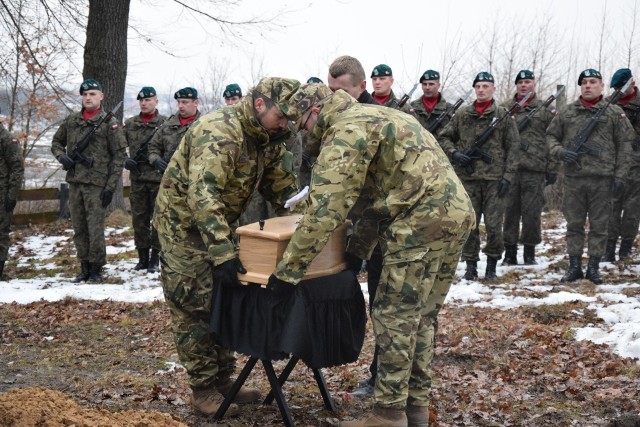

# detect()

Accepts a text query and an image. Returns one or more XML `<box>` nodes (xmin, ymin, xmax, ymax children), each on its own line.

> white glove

<box><xmin>284</xmin><ymin>186</ymin><xmax>309</xmax><ymax>210</ymax></box>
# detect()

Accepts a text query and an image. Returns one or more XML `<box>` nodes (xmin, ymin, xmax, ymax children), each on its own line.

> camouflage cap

<box><xmin>371</xmin><ymin>64</ymin><xmax>393</xmax><ymax>78</ymax></box>
<box><xmin>253</xmin><ymin>77</ymin><xmax>302</xmax><ymax>120</ymax></box>
<box><xmin>419</xmin><ymin>70</ymin><xmax>440</xmax><ymax>82</ymax></box>
<box><xmin>174</xmin><ymin>87</ymin><xmax>198</xmax><ymax>99</ymax></box>
<box><xmin>515</xmin><ymin>70</ymin><xmax>535</xmax><ymax>84</ymax></box>
<box><xmin>473</xmin><ymin>72</ymin><xmax>494</xmax><ymax>87</ymax></box>
<box><xmin>223</xmin><ymin>83</ymin><xmax>242</xmax><ymax>98</ymax></box>
<box><xmin>610</xmin><ymin>68</ymin><xmax>632</xmax><ymax>89</ymax></box>
<box><xmin>577</xmin><ymin>69</ymin><xmax>602</xmax><ymax>85</ymax></box>
<box><xmin>287</xmin><ymin>83</ymin><xmax>334</xmax><ymax>126</ymax></box>
<box><xmin>137</xmin><ymin>86</ymin><xmax>157</xmax><ymax>100</ymax></box>
<box><xmin>307</xmin><ymin>77</ymin><xmax>323</xmax><ymax>84</ymax></box>
<box><xmin>79</xmin><ymin>79</ymin><xmax>103</xmax><ymax>95</ymax></box>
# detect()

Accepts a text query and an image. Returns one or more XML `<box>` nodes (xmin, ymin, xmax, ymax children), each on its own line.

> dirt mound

<box><xmin>0</xmin><ymin>387</ymin><xmax>187</xmax><ymax>427</ymax></box>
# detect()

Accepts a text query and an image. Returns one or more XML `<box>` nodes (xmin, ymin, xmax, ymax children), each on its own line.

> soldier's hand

<box><xmin>58</xmin><ymin>154</ymin><xmax>74</xmax><ymax>170</ymax></box>
<box><xmin>124</xmin><ymin>158</ymin><xmax>139</xmax><ymax>172</ymax></box>
<box><xmin>497</xmin><ymin>178</ymin><xmax>511</xmax><ymax>198</ymax></box>
<box><xmin>100</xmin><ymin>189</ymin><xmax>114</xmax><ymax>207</ymax></box>
<box><xmin>4</xmin><ymin>197</ymin><xmax>16</xmax><ymax>212</ymax></box>
<box><xmin>611</xmin><ymin>179</ymin><xmax>625</xmax><ymax>197</ymax></box>
<box><xmin>452</xmin><ymin>151</ymin><xmax>472</xmax><ymax>167</ymax></box>
<box><xmin>545</xmin><ymin>172</ymin><xmax>558</xmax><ymax>186</ymax></box>
<box><xmin>215</xmin><ymin>258</ymin><xmax>247</xmax><ymax>289</ymax></box>
<box><xmin>154</xmin><ymin>158</ymin><xmax>168</xmax><ymax>173</ymax></box>
<box><xmin>345</xmin><ymin>252</ymin><xmax>364</xmax><ymax>276</ymax></box>
<box><xmin>562</xmin><ymin>149</ymin><xmax>579</xmax><ymax>163</ymax></box>
<box><xmin>266</xmin><ymin>274</ymin><xmax>296</xmax><ymax>296</ymax></box>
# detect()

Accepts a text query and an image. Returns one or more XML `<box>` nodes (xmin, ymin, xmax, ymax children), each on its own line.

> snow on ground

<box><xmin>2</xmin><ymin>222</ymin><xmax>639</xmax><ymax>362</ymax></box>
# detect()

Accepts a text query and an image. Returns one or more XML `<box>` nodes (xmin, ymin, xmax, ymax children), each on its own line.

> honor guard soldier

<box><xmin>410</xmin><ymin>69</ymin><xmax>454</xmax><ymax>135</ymax></box>
<box><xmin>223</xmin><ymin>83</ymin><xmax>242</xmax><ymax>106</ymax></box>
<box><xmin>371</xmin><ymin>64</ymin><xmax>402</xmax><ymax>109</ymax></box>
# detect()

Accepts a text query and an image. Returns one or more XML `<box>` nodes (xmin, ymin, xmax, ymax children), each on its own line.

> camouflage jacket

<box><xmin>0</xmin><ymin>124</ymin><xmax>24</xmax><ymax>200</ymax></box>
<box><xmin>51</xmin><ymin>110</ymin><xmax>127</xmax><ymax>191</ymax></box>
<box><xmin>409</xmin><ymin>94</ymin><xmax>453</xmax><ymax>136</ymax></box>
<box><xmin>547</xmin><ymin>97</ymin><xmax>634</xmax><ymax>179</ymax></box>
<box><xmin>613</xmin><ymin>87</ymin><xmax>640</xmax><ymax>172</ymax></box>
<box><xmin>153</xmin><ymin>99</ymin><xmax>300</xmax><ymax>265</ymax></box>
<box><xmin>148</xmin><ymin>112</ymin><xmax>200</xmax><ymax>166</ymax></box>
<box><xmin>439</xmin><ymin>100</ymin><xmax>520</xmax><ymax>182</ymax></box>
<box><xmin>504</xmin><ymin>95</ymin><xmax>558</xmax><ymax>173</ymax></box>
<box><xmin>274</xmin><ymin>91</ymin><xmax>475</xmax><ymax>284</ymax></box>
<box><xmin>124</xmin><ymin>111</ymin><xmax>168</xmax><ymax>183</ymax></box>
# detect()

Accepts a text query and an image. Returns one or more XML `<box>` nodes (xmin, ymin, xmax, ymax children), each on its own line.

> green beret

<box><xmin>419</xmin><ymin>70</ymin><xmax>440</xmax><ymax>82</ymax></box>
<box><xmin>611</xmin><ymin>68</ymin><xmax>632</xmax><ymax>89</ymax></box>
<box><xmin>137</xmin><ymin>86</ymin><xmax>157</xmax><ymax>100</ymax></box>
<box><xmin>174</xmin><ymin>87</ymin><xmax>198</xmax><ymax>100</ymax></box>
<box><xmin>287</xmin><ymin>83</ymin><xmax>334</xmax><ymax>126</ymax></box>
<box><xmin>253</xmin><ymin>77</ymin><xmax>302</xmax><ymax>120</ymax></box>
<box><xmin>515</xmin><ymin>70</ymin><xmax>535</xmax><ymax>84</ymax></box>
<box><xmin>307</xmin><ymin>77</ymin><xmax>323</xmax><ymax>84</ymax></box>
<box><xmin>473</xmin><ymin>72</ymin><xmax>494</xmax><ymax>87</ymax></box>
<box><xmin>223</xmin><ymin>83</ymin><xmax>242</xmax><ymax>99</ymax></box>
<box><xmin>371</xmin><ymin>64</ymin><xmax>393</xmax><ymax>78</ymax></box>
<box><xmin>79</xmin><ymin>79</ymin><xmax>102</xmax><ymax>95</ymax></box>
<box><xmin>578</xmin><ymin>69</ymin><xmax>602</xmax><ymax>85</ymax></box>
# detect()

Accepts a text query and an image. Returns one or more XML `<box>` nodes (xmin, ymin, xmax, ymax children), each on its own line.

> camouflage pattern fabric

<box><xmin>409</xmin><ymin>95</ymin><xmax>453</xmax><ymax>135</ymax></box>
<box><xmin>124</xmin><ymin>111</ymin><xmax>167</xmax><ymax>183</ymax></box>
<box><xmin>148</xmin><ymin>112</ymin><xmax>200</xmax><ymax>167</ymax></box>
<box><xmin>69</xmin><ymin>183</ymin><xmax>108</xmax><ymax>265</ymax></box>
<box><xmin>130</xmin><ymin>181</ymin><xmax>161</xmax><ymax>251</ymax></box>
<box><xmin>503</xmin><ymin>170</ymin><xmax>546</xmax><ymax>246</ymax></box>
<box><xmin>0</xmin><ymin>124</ymin><xmax>24</xmax><ymax>261</ymax></box>
<box><xmin>460</xmin><ymin>180</ymin><xmax>506</xmax><ymax>261</ymax></box>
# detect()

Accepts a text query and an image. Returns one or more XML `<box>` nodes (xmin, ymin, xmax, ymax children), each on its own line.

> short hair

<box><xmin>329</xmin><ymin>55</ymin><xmax>366</xmax><ymax>87</ymax></box>
<box><xmin>251</xmin><ymin>90</ymin><xmax>275</xmax><ymax>109</ymax></box>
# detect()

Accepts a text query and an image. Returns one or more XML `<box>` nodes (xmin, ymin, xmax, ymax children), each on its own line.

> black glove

<box><xmin>215</xmin><ymin>258</ymin><xmax>247</xmax><ymax>289</ymax></box>
<box><xmin>545</xmin><ymin>172</ymin><xmax>558</xmax><ymax>186</ymax></box>
<box><xmin>452</xmin><ymin>151</ymin><xmax>472</xmax><ymax>167</ymax></box>
<box><xmin>100</xmin><ymin>189</ymin><xmax>114</xmax><ymax>207</ymax></box>
<box><xmin>345</xmin><ymin>252</ymin><xmax>363</xmax><ymax>276</ymax></box>
<box><xmin>562</xmin><ymin>149</ymin><xmax>579</xmax><ymax>163</ymax></box>
<box><xmin>154</xmin><ymin>158</ymin><xmax>168</xmax><ymax>173</ymax></box>
<box><xmin>124</xmin><ymin>158</ymin><xmax>139</xmax><ymax>172</ymax></box>
<box><xmin>58</xmin><ymin>154</ymin><xmax>74</xmax><ymax>170</ymax></box>
<box><xmin>266</xmin><ymin>274</ymin><xmax>296</xmax><ymax>296</ymax></box>
<box><xmin>497</xmin><ymin>178</ymin><xmax>511</xmax><ymax>198</ymax></box>
<box><xmin>4</xmin><ymin>197</ymin><xmax>16</xmax><ymax>212</ymax></box>
<box><xmin>611</xmin><ymin>179</ymin><xmax>625</xmax><ymax>197</ymax></box>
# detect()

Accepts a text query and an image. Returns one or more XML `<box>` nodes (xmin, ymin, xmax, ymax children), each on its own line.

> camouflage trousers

<box><xmin>160</xmin><ymin>245</ymin><xmax>236</xmax><ymax>390</ymax></box>
<box><xmin>563</xmin><ymin>176</ymin><xmax>613</xmax><ymax>257</ymax></box>
<box><xmin>460</xmin><ymin>180</ymin><xmax>505</xmax><ymax>261</ymax></box>
<box><xmin>69</xmin><ymin>183</ymin><xmax>107</xmax><ymax>266</ymax></box>
<box><xmin>372</xmin><ymin>229</ymin><xmax>470</xmax><ymax>408</ymax></box>
<box><xmin>503</xmin><ymin>170</ymin><xmax>546</xmax><ymax>246</ymax></box>
<box><xmin>130</xmin><ymin>180</ymin><xmax>160</xmax><ymax>251</ymax></box>
<box><xmin>607</xmin><ymin>169</ymin><xmax>640</xmax><ymax>241</ymax></box>
<box><xmin>239</xmin><ymin>191</ymin><xmax>275</xmax><ymax>226</ymax></box>
<box><xmin>0</xmin><ymin>198</ymin><xmax>14</xmax><ymax>262</ymax></box>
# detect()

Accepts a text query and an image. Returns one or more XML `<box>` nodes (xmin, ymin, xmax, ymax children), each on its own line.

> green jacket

<box><xmin>438</xmin><ymin>100</ymin><xmax>521</xmax><ymax>182</ymax></box>
<box><xmin>148</xmin><ymin>112</ymin><xmax>200</xmax><ymax>166</ymax></box>
<box><xmin>0</xmin><ymin>124</ymin><xmax>24</xmax><ymax>200</ymax></box>
<box><xmin>613</xmin><ymin>87</ymin><xmax>640</xmax><ymax>172</ymax></box>
<box><xmin>547</xmin><ymin>97</ymin><xmax>634</xmax><ymax>179</ymax></box>
<box><xmin>124</xmin><ymin>111</ymin><xmax>168</xmax><ymax>183</ymax></box>
<box><xmin>409</xmin><ymin>94</ymin><xmax>453</xmax><ymax>136</ymax></box>
<box><xmin>51</xmin><ymin>110</ymin><xmax>127</xmax><ymax>192</ymax></box>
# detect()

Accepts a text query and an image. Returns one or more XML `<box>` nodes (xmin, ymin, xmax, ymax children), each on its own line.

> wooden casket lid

<box><xmin>235</xmin><ymin>215</ymin><xmax>303</xmax><ymax>241</ymax></box>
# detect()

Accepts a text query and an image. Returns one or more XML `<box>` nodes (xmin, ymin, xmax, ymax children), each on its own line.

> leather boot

<box><xmin>214</xmin><ymin>377</ymin><xmax>261</xmax><ymax>404</ymax></box>
<box><xmin>484</xmin><ymin>256</ymin><xmax>498</xmax><ymax>280</ymax></box>
<box><xmin>88</xmin><ymin>263</ymin><xmax>103</xmax><ymax>283</ymax></box>
<box><xmin>523</xmin><ymin>245</ymin><xmax>537</xmax><ymax>265</ymax></box>
<box><xmin>502</xmin><ymin>244</ymin><xmax>517</xmax><ymax>265</ymax></box>
<box><xmin>619</xmin><ymin>238</ymin><xmax>634</xmax><ymax>260</ymax></box>
<box><xmin>561</xmin><ymin>256</ymin><xmax>583</xmax><ymax>282</ymax></box>
<box><xmin>603</xmin><ymin>239</ymin><xmax>617</xmax><ymax>262</ymax></box>
<box><xmin>406</xmin><ymin>405</ymin><xmax>429</xmax><ymax>427</ymax></box>
<box><xmin>134</xmin><ymin>248</ymin><xmax>149</xmax><ymax>271</ymax></box>
<box><xmin>73</xmin><ymin>261</ymin><xmax>91</xmax><ymax>283</ymax></box>
<box><xmin>340</xmin><ymin>404</ymin><xmax>408</xmax><ymax>427</ymax></box>
<box><xmin>463</xmin><ymin>261</ymin><xmax>478</xmax><ymax>280</ymax></box>
<box><xmin>190</xmin><ymin>387</ymin><xmax>239</xmax><ymax>417</ymax></box>
<box><xmin>585</xmin><ymin>256</ymin><xmax>603</xmax><ymax>284</ymax></box>
<box><xmin>147</xmin><ymin>249</ymin><xmax>160</xmax><ymax>273</ymax></box>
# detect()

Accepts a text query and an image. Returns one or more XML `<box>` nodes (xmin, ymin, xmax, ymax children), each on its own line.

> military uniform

<box><xmin>410</xmin><ymin>94</ymin><xmax>453</xmax><ymax>135</ymax></box>
<box><xmin>0</xmin><ymin>124</ymin><xmax>24</xmax><ymax>279</ymax></box>
<box><xmin>275</xmin><ymin>89</ymin><xmax>475</xmax><ymax>418</ymax></box>
<box><xmin>148</xmin><ymin>112</ymin><xmax>200</xmax><ymax>169</ymax></box>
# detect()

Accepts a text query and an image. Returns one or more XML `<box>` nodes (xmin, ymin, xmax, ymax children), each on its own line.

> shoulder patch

<box><xmin>111</xmin><ymin>124</ymin><xmax>119</xmax><ymax>129</ymax></box>
<box><xmin>12</xmin><ymin>139</ymin><xmax>18</xmax><ymax>145</ymax></box>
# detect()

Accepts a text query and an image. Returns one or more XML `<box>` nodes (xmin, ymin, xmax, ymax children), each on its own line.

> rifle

<box><xmin>460</xmin><ymin>91</ymin><xmax>532</xmax><ymax>174</ymax></box>
<box><xmin>397</xmin><ymin>83</ymin><xmax>418</xmax><ymax>108</ymax></box>
<box><xmin>65</xmin><ymin>101</ymin><xmax>123</xmax><ymax>172</ymax></box>
<box><xmin>129</xmin><ymin>114</ymin><xmax>174</xmax><ymax>176</ymax></box>
<box><xmin>518</xmin><ymin>86</ymin><xmax>565</xmax><ymax>151</ymax></box>
<box><xmin>565</xmin><ymin>78</ymin><xmax>632</xmax><ymax>169</ymax></box>
<box><xmin>427</xmin><ymin>89</ymin><xmax>473</xmax><ymax>134</ymax></box>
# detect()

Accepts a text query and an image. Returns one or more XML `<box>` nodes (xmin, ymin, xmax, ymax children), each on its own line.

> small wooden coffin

<box><xmin>236</xmin><ymin>215</ymin><xmax>348</xmax><ymax>285</ymax></box>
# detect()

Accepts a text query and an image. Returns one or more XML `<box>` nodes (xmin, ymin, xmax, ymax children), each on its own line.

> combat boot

<box><xmin>585</xmin><ymin>256</ymin><xmax>604</xmax><ymax>285</ymax></box>
<box><xmin>603</xmin><ymin>239</ymin><xmax>617</xmax><ymax>262</ymax></box>
<box><xmin>0</xmin><ymin>260</ymin><xmax>5</xmax><ymax>281</ymax></box>
<box><xmin>147</xmin><ymin>248</ymin><xmax>160</xmax><ymax>273</ymax></box>
<box><xmin>73</xmin><ymin>261</ymin><xmax>91</xmax><ymax>283</ymax></box>
<box><xmin>191</xmin><ymin>387</ymin><xmax>239</xmax><ymax>417</ymax></box>
<box><xmin>134</xmin><ymin>248</ymin><xmax>149</xmax><ymax>271</ymax></box>
<box><xmin>560</xmin><ymin>256</ymin><xmax>583</xmax><ymax>282</ymax></box>
<box><xmin>619</xmin><ymin>238</ymin><xmax>634</xmax><ymax>260</ymax></box>
<box><xmin>87</xmin><ymin>263</ymin><xmax>103</xmax><ymax>283</ymax></box>
<box><xmin>502</xmin><ymin>244</ymin><xmax>517</xmax><ymax>265</ymax></box>
<box><xmin>523</xmin><ymin>245</ymin><xmax>537</xmax><ymax>265</ymax></box>
<box><xmin>463</xmin><ymin>261</ymin><xmax>478</xmax><ymax>280</ymax></box>
<box><xmin>214</xmin><ymin>377</ymin><xmax>261</xmax><ymax>404</ymax></box>
<box><xmin>406</xmin><ymin>405</ymin><xmax>429</xmax><ymax>427</ymax></box>
<box><xmin>484</xmin><ymin>257</ymin><xmax>498</xmax><ymax>281</ymax></box>
<box><xmin>340</xmin><ymin>404</ymin><xmax>408</xmax><ymax>427</ymax></box>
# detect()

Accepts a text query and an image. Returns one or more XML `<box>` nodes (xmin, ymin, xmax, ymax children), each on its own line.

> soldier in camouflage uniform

<box><xmin>0</xmin><ymin>121</ymin><xmax>24</xmax><ymax>280</ymax></box>
<box><xmin>409</xmin><ymin>70</ymin><xmax>454</xmax><ymax>136</ymax></box>
<box><xmin>547</xmin><ymin>69</ymin><xmax>634</xmax><ymax>284</ymax></box>
<box><xmin>123</xmin><ymin>87</ymin><xmax>167</xmax><ymax>273</ymax></box>
<box><xmin>268</xmin><ymin>83</ymin><xmax>475</xmax><ymax>427</ymax></box>
<box><xmin>502</xmin><ymin>70</ymin><xmax>558</xmax><ymax>266</ymax></box>
<box><xmin>222</xmin><ymin>83</ymin><xmax>242</xmax><ymax>106</ymax></box>
<box><xmin>439</xmin><ymin>72</ymin><xmax>520</xmax><ymax>281</ymax></box>
<box><xmin>51</xmin><ymin>79</ymin><xmax>127</xmax><ymax>283</ymax></box>
<box><xmin>153</xmin><ymin>78</ymin><xmax>303</xmax><ymax>417</ymax></box>
<box><xmin>604</xmin><ymin>68</ymin><xmax>640</xmax><ymax>262</ymax></box>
